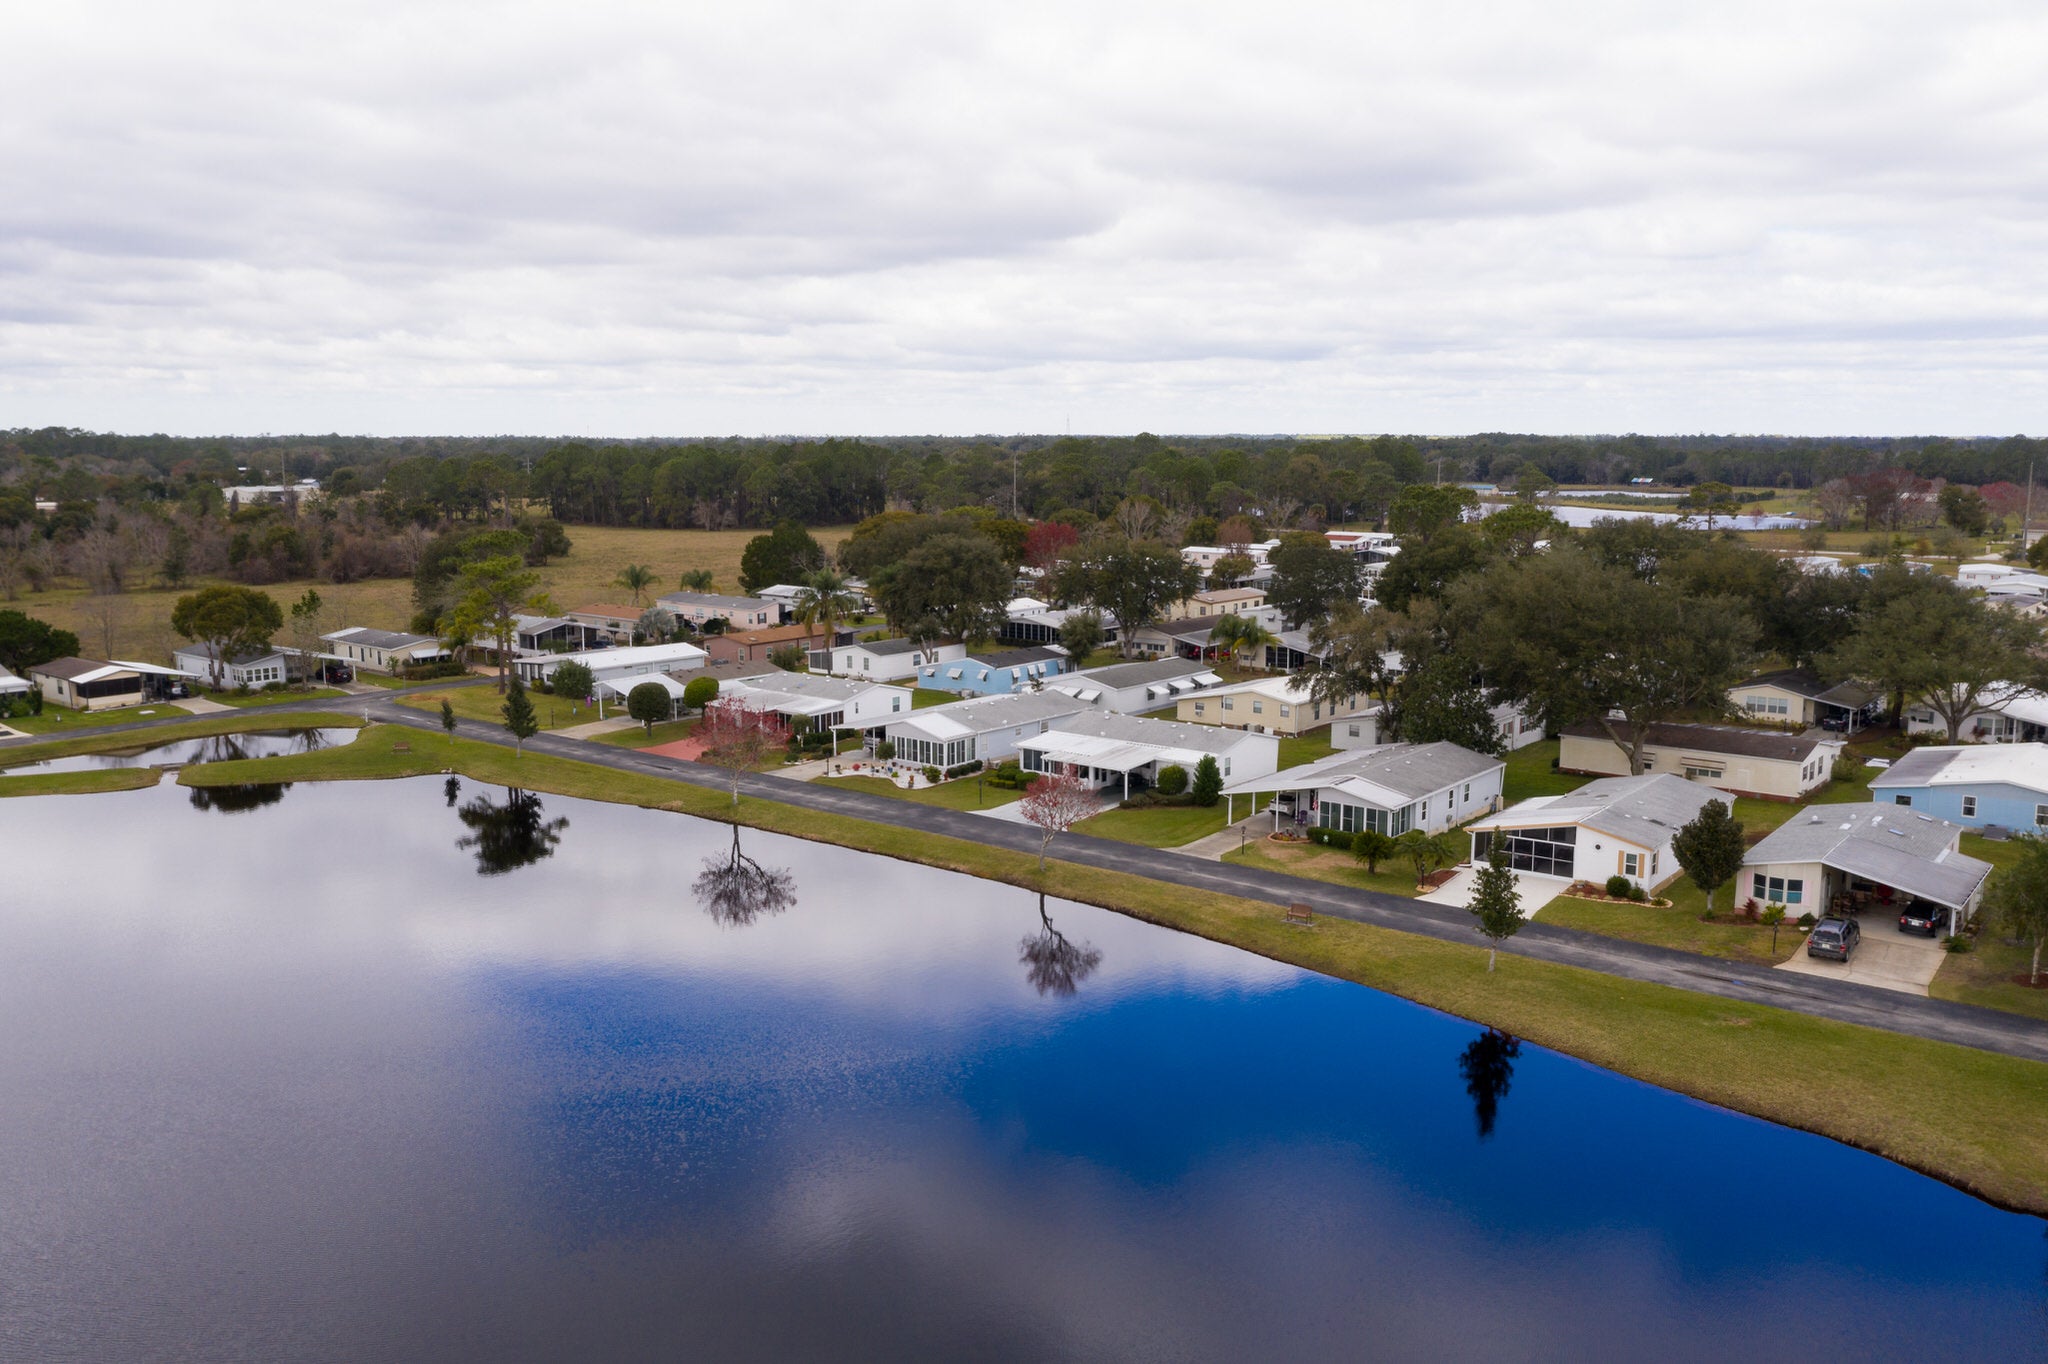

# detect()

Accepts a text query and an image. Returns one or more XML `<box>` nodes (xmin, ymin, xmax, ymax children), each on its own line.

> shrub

<box><xmin>874</xmin><ymin>740</ymin><xmax>895</xmax><ymax>761</ymax></box>
<box><xmin>922</xmin><ymin>765</ymin><xmax>941</xmax><ymax>784</ymax></box>
<box><xmin>1628</xmin><ymin>884</ymin><xmax>1648</xmax><ymax>902</ymax></box>
<box><xmin>943</xmin><ymin>760</ymin><xmax>984</xmax><ymax>779</ymax></box>
<box><xmin>1605</xmin><ymin>875</ymin><xmax>1633</xmax><ymax>898</ymax></box>
<box><xmin>1191</xmin><ymin>755</ymin><xmax>1222</xmax><ymax>807</ymax></box>
<box><xmin>1944</xmin><ymin>934</ymin><xmax>1973</xmax><ymax>954</ymax></box>
<box><xmin>682</xmin><ymin>675</ymin><xmax>719</xmax><ymax>711</ymax></box>
<box><xmin>400</xmin><ymin>659</ymin><xmax>469</xmax><ymax>682</ymax></box>
<box><xmin>1155</xmin><ymin>764</ymin><xmax>1189</xmax><ymax>796</ymax></box>
<box><xmin>1831</xmin><ymin>754</ymin><xmax>1858</xmax><ymax>783</ymax></box>
<box><xmin>1797</xmin><ymin>911</ymin><xmax>1817</xmax><ymax>929</ymax></box>
<box><xmin>1308</xmin><ymin>828</ymin><xmax>1355</xmax><ymax>851</ymax></box>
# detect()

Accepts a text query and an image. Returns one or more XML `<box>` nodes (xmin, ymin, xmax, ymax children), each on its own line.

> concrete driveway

<box><xmin>1777</xmin><ymin>921</ymin><xmax>1949</xmax><ymax>995</ymax></box>
<box><xmin>1419</xmin><ymin>866</ymin><xmax>1572</xmax><ymax>918</ymax></box>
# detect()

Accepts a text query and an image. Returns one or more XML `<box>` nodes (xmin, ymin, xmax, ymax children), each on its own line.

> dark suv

<box><xmin>1807</xmin><ymin>917</ymin><xmax>1861</xmax><ymax>961</ymax></box>
<box><xmin>1898</xmin><ymin>902</ymin><xmax>1950</xmax><ymax>938</ymax></box>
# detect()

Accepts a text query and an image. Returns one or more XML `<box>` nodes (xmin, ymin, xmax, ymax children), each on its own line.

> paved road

<box><xmin>10</xmin><ymin>689</ymin><xmax>2048</xmax><ymax>1065</ymax></box>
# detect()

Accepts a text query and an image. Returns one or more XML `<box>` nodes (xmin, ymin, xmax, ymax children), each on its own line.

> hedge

<box><xmin>1307</xmin><ymin>827</ymin><xmax>1355</xmax><ymax>851</ymax></box>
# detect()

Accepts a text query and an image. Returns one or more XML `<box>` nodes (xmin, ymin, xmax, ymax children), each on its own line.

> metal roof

<box><xmin>1745</xmin><ymin>802</ymin><xmax>1993</xmax><ymax>909</ymax></box>
<box><xmin>1059</xmin><ymin>658</ymin><xmax>1216</xmax><ymax>691</ymax></box>
<box><xmin>1223</xmin><ymin>741</ymin><xmax>1502</xmax><ymax>803</ymax></box>
<box><xmin>1466</xmin><ymin>774</ymin><xmax>1718</xmax><ymax>845</ymax></box>
<box><xmin>1562</xmin><ymin>720</ymin><xmax>1832</xmax><ymax>763</ymax></box>
<box><xmin>888</xmin><ymin>691</ymin><xmax>1086</xmax><ymax>740</ymax></box>
<box><xmin>323</xmin><ymin>626</ymin><xmax>442</xmax><ymax>651</ymax></box>
<box><xmin>1872</xmin><ymin>743</ymin><xmax>2048</xmax><ymax>795</ymax></box>
<box><xmin>1019</xmin><ymin>710</ymin><xmax>1260</xmax><ymax>765</ymax></box>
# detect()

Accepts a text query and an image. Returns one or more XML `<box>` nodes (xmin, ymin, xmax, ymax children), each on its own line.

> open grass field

<box><xmin>8</xmin><ymin>523</ymin><xmax>857</xmax><ymax>663</ymax></box>
<box><xmin>0</xmin><ymin>765</ymin><xmax>166</xmax><ymax>798</ymax></box>
<box><xmin>133</xmin><ymin>723</ymin><xmax>2048</xmax><ymax>1215</ymax></box>
<box><xmin>398</xmin><ymin>683</ymin><xmax>585</xmax><ymax>732</ymax></box>
<box><xmin>1224</xmin><ymin>837</ymin><xmax>1425</xmax><ymax>899</ymax></box>
<box><xmin>1540</xmin><ymin>896</ymin><xmax>1805</xmax><ymax>966</ymax></box>
<box><xmin>205</xmin><ymin>686</ymin><xmax>350</xmax><ymax>708</ymax></box>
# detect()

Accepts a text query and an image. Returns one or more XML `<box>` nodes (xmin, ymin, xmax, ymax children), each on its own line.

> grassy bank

<box><xmin>1077</xmin><ymin>798</ymin><xmax>1264</xmax><ymax>848</ymax></box>
<box><xmin>820</xmin><ymin>773</ymin><xmax>1024</xmax><ymax>811</ymax></box>
<box><xmin>399</xmin><ymin>684</ymin><xmax>583</xmax><ymax>732</ymax></box>
<box><xmin>162</xmin><ymin>726</ymin><xmax>2048</xmax><ymax>1215</ymax></box>
<box><xmin>204</xmin><ymin>687</ymin><xmax>350</xmax><ymax>708</ymax></box>
<box><xmin>1225</xmin><ymin>838</ymin><xmax>1424</xmax><ymax>898</ymax></box>
<box><xmin>0</xmin><ymin>766</ymin><xmax>165</xmax><ymax>798</ymax></box>
<box><xmin>3</xmin><ymin>702</ymin><xmax>195</xmax><ymax>735</ymax></box>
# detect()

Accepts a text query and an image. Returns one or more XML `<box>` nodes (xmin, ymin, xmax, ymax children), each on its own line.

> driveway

<box><xmin>1778</xmin><ymin>921</ymin><xmax>1949</xmax><ymax>996</ymax></box>
<box><xmin>1418</xmin><ymin>866</ymin><xmax>1572</xmax><ymax>918</ymax></box>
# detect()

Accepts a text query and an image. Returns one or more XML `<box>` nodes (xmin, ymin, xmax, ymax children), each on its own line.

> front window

<box><xmin>1962</xmin><ymin>796</ymin><xmax>1977</xmax><ymax>818</ymax></box>
<box><xmin>1622</xmin><ymin>852</ymin><xmax>1640</xmax><ymax>878</ymax></box>
<box><xmin>1252</xmin><ymin>700</ymin><xmax>1264</xmax><ymax>714</ymax></box>
<box><xmin>1895</xmin><ymin>794</ymin><xmax>1911</xmax><ymax>807</ymax></box>
<box><xmin>1684</xmin><ymin>764</ymin><xmax>1724</xmax><ymax>781</ymax></box>
<box><xmin>1194</xmin><ymin>702</ymin><xmax>1205</xmax><ymax>715</ymax></box>
<box><xmin>1750</xmin><ymin>873</ymin><xmax>1804</xmax><ymax>905</ymax></box>
<box><xmin>2038</xmin><ymin>804</ymin><xmax>2048</xmax><ymax>828</ymax></box>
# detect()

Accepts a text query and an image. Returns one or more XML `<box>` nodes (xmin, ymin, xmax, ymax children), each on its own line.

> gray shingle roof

<box><xmin>324</xmin><ymin>626</ymin><xmax>440</xmax><ymax>651</ymax></box>
<box><xmin>1732</xmin><ymin>668</ymin><xmax>1875</xmax><ymax>709</ymax></box>
<box><xmin>1238</xmin><ymin>741</ymin><xmax>1503</xmax><ymax>802</ymax></box>
<box><xmin>850</xmin><ymin>637</ymin><xmax>928</xmax><ymax>657</ymax></box>
<box><xmin>889</xmin><ymin>690</ymin><xmax>1087</xmax><ymax>738</ymax></box>
<box><xmin>1042</xmin><ymin>709</ymin><xmax>1251</xmax><ymax>756</ymax></box>
<box><xmin>967</xmin><ymin>646</ymin><xmax>1065</xmax><ymax>669</ymax></box>
<box><xmin>1745</xmin><ymin>802</ymin><xmax>1992</xmax><ymax>908</ymax></box>
<box><xmin>1472</xmin><ymin>773</ymin><xmax>1717</xmax><ymax>843</ymax></box>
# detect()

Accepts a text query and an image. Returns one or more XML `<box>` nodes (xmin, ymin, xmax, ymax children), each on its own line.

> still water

<box><xmin>1</xmin><ymin>778</ymin><xmax>2042</xmax><ymax>1361</ymax></box>
<box><xmin>0</xmin><ymin>726</ymin><xmax>358</xmax><ymax>774</ymax></box>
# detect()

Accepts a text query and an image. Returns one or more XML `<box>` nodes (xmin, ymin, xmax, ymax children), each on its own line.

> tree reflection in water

<box><xmin>187</xmin><ymin>782</ymin><xmax>292</xmax><ymax>813</ymax></box>
<box><xmin>1019</xmin><ymin>891</ymin><xmax>1103</xmax><ymax>997</ymax></box>
<box><xmin>691</xmin><ymin>823</ymin><xmax>796</xmax><ymax>927</ymax></box>
<box><xmin>444</xmin><ymin>775</ymin><xmax>462</xmax><ymax>807</ymax></box>
<box><xmin>1457</xmin><ymin>1027</ymin><xmax>1521</xmax><ymax>1140</ymax></box>
<box><xmin>455</xmin><ymin>787</ymin><xmax>569</xmax><ymax>876</ymax></box>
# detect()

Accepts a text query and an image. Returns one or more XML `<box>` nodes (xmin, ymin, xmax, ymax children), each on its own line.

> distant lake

<box><xmin>1481</xmin><ymin>501</ymin><xmax>1811</xmax><ymax>531</ymax></box>
<box><xmin>1</xmin><ymin>778</ymin><xmax>2041</xmax><ymax>1361</ymax></box>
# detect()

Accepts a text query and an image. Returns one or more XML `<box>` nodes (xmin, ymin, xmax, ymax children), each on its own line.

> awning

<box><xmin>597</xmin><ymin>673</ymin><xmax>689</xmax><ymax>700</ymax></box>
<box><xmin>1823</xmin><ymin>840</ymin><xmax>1992</xmax><ymax>910</ymax></box>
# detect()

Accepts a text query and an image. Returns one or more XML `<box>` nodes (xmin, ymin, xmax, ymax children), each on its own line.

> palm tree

<box><xmin>616</xmin><ymin>563</ymin><xmax>656</xmax><ymax>605</ymax></box>
<box><xmin>678</xmin><ymin>568</ymin><xmax>716</xmax><ymax>593</ymax></box>
<box><xmin>1208</xmin><ymin>613</ymin><xmax>1277</xmax><ymax>669</ymax></box>
<box><xmin>792</xmin><ymin>568</ymin><xmax>861</xmax><ymax>651</ymax></box>
<box><xmin>1395</xmin><ymin>829</ymin><xmax>1458</xmax><ymax>886</ymax></box>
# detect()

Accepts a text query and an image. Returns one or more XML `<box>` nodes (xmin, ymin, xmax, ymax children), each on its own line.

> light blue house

<box><xmin>1870</xmin><ymin>743</ymin><xmax>2048</xmax><ymax>832</ymax></box>
<box><xmin>914</xmin><ymin>646</ymin><xmax>1070</xmax><ymax>697</ymax></box>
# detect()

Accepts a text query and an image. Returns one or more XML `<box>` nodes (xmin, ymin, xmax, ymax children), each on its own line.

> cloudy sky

<box><xmin>5</xmin><ymin>2</ymin><xmax>2046</xmax><ymax>437</ymax></box>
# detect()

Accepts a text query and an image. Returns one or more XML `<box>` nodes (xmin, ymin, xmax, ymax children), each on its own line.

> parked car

<box><xmin>1898</xmin><ymin>902</ymin><xmax>1950</xmax><ymax>938</ymax></box>
<box><xmin>1807</xmin><ymin>917</ymin><xmax>1861</xmax><ymax>961</ymax></box>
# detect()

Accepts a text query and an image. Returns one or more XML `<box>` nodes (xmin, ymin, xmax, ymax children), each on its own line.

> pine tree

<box><xmin>440</xmin><ymin>698</ymin><xmax>457</xmax><ymax>735</ymax></box>
<box><xmin>502</xmin><ymin>674</ymin><xmax>539</xmax><ymax>756</ymax></box>
<box><xmin>1468</xmin><ymin>845</ymin><xmax>1523</xmax><ymax>971</ymax></box>
<box><xmin>1191</xmin><ymin>755</ymin><xmax>1222</xmax><ymax>807</ymax></box>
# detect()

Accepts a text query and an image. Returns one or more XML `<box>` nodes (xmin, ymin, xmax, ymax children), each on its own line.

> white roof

<box><xmin>597</xmin><ymin>673</ymin><xmax>689</xmax><ymax>700</ymax></box>
<box><xmin>1185</xmin><ymin>674</ymin><xmax>1324</xmax><ymax>705</ymax></box>
<box><xmin>532</xmin><ymin>641</ymin><xmax>708</xmax><ymax>673</ymax></box>
<box><xmin>1872</xmin><ymin>742</ymin><xmax>2048</xmax><ymax>794</ymax></box>
<box><xmin>0</xmin><ymin>666</ymin><xmax>30</xmax><ymax>694</ymax></box>
<box><xmin>113</xmin><ymin>659</ymin><xmax>209</xmax><ymax>679</ymax></box>
<box><xmin>1017</xmin><ymin>711</ymin><xmax>1262</xmax><ymax>772</ymax></box>
<box><xmin>1920</xmin><ymin>684</ymin><xmax>2048</xmax><ymax>728</ymax></box>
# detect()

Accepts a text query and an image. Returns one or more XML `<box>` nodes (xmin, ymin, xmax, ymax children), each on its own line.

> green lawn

<box><xmin>348</xmin><ymin>671</ymin><xmax>414</xmax><ymax>689</ymax></box>
<box><xmin>3</xmin><ymin>702</ymin><xmax>195</xmax><ymax>734</ymax></box>
<box><xmin>818</xmin><ymin>773</ymin><xmax>1024</xmax><ymax>811</ymax></box>
<box><xmin>1501</xmin><ymin>739</ymin><xmax>1586</xmax><ymax>802</ymax></box>
<box><xmin>1223</xmin><ymin>838</ymin><xmax>1425</xmax><ymax>898</ymax></box>
<box><xmin>1540</xmin><ymin>895</ymin><xmax>1804</xmax><ymax>966</ymax></box>
<box><xmin>1075</xmin><ymin>797</ymin><xmax>1268</xmax><ymax>848</ymax></box>
<box><xmin>910</xmin><ymin>688</ymin><xmax>956</xmax><ymax>709</ymax></box>
<box><xmin>0</xmin><ymin>710</ymin><xmax>364</xmax><ymax>763</ymax></box>
<box><xmin>202</xmin><ymin>687</ymin><xmax>349</xmax><ymax>708</ymax></box>
<box><xmin>1277</xmin><ymin>727</ymin><xmax>1337</xmax><ymax>770</ymax></box>
<box><xmin>148</xmin><ymin>721</ymin><xmax>2048</xmax><ymax>1215</ymax></box>
<box><xmin>398</xmin><ymin>685</ymin><xmax>582</xmax><ymax>731</ymax></box>
<box><xmin>592</xmin><ymin>718</ymin><xmax>699</xmax><ymax>748</ymax></box>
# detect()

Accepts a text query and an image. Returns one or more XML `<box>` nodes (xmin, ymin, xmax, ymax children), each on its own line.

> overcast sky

<box><xmin>5</xmin><ymin>2</ymin><xmax>2046</xmax><ymax>438</ymax></box>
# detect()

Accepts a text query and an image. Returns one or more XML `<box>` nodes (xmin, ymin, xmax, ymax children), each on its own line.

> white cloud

<box><xmin>4</xmin><ymin>1</ymin><xmax>2047</xmax><ymax>435</ymax></box>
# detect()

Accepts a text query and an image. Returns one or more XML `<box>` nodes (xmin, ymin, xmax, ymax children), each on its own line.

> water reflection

<box><xmin>444</xmin><ymin>775</ymin><xmax>462</xmax><ymax>807</ymax></box>
<box><xmin>187</xmin><ymin>782</ymin><xmax>292</xmax><ymax>814</ymax></box>
<box><xmin>1</xmin><ymin>726</ymin><xmax>357</xmax><ymax>775</ymax></box>
<box><xmin>455</xmin><ymin>787</ymin><xmax>569</xmax><ymax>876</ymax></box>
<box><xmin>691</xmin><ymin>823</ymin><xmax>796</xmax><ymax>926</ymax></box>
<box><xmin>1458</xmin><ymin>1028</ymin><xmax>1521</xmax><ymax>1140</ymax></box>
<box><xmin>1020</xmin><ymin>890</ymin><xmax>1103</xmax><ymax>997</ymax></box>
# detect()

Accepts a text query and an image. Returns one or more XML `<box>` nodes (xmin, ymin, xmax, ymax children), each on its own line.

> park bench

<box><xmin>1284</xmin><ymin>903</ymin><xmax>1314</xmax><ymax>925</ymax></box>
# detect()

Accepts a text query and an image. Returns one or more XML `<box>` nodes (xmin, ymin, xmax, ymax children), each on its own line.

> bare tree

<box><xmin>698</xmin><ymin>697</ymin><xmax>784</xmax><ymax>807</ymax></box>
<box><xmin>1019</xmin><ymin>769</ymin><xmax>1098</xmax><ymax>870</ymax></box>
<box><xmin>1019</xmin><ymin>891</ymin><xmax>1103</xmax><ymax>996</ymax></box>
<box><xmin>79</xmin><ymin>591</ymin><xmax>123</xmax><ymax>659</ymax></box>
<box><xmin>1109</xmin><ymin>496</ymin><xmax>1159</xmax><ymax>542</ymax></box>
<box><xmin>692</xmin><ymin>823</ymin><xmax>797</xmax><ymax>927</ymax></box>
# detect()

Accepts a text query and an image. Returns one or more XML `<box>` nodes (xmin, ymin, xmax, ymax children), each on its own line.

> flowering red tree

<box><xmin>697</xmin><ymin>697</ymin><xmax>783</xmax><ymax>807</ymax></box>
<box><xmin>1019</xmin><ymin>769</ymin><xmax>1098</xmax><ymax>870</ymax></box>
<box><xmin>1023</xmin><ymin>520</ymin><xmax>1080</xmax><ymax>571</ymax></box>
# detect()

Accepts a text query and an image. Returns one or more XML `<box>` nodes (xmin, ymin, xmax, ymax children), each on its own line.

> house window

<box><xmin>1252</xmin><ymin>700</ymin><xmax>1264</xmax><ymax>714</ymax></box>
<box><xmin>1749</xmin><ymin>873</ymin><xmax>1804</xmax><ymax>905</ymax></box>
<box><xmin>1278</xmin><ymin>705</ymin><xmax>1290</xmax><ymax>718</ymax></box>
<box><xmin>1194</xmin><ymin>702</ymin><xmax>1205</xmax><ymax>715</ymax></box>
<box><xmin>1621</xmin><ymin>852</ymin><xmax>1640</xmax><ymax>878</ymax></box>
<box><xmin>1684</xmin><ymin>764</ymin><xmax>1723</xmax><ymax>781</ymax></box>
<box><xmin>1347</xmin><ymin>724</ymin><xmax>1360</xmax><ymax>738</ymax></box>
<box><xmin>1462</xmin><ymin>783</ymin><xmax>1471</xmax><ymax>802</ymax></box>
<box><xmin>1894</xmin><ymin>794</ymin><xmax>1911</xmax><ymax>807</ymax></box>
<box><xmin>2038</xmin><ymin>803</ymin><xmax>2048</xmax><ymax>828</ymax></box>
<box><xmin>1420</xmin><ymin>797</ymin><xmax>1430</xmax><ymax>823</ymax></box>
<box><xmin>1650</xmin><ymin>851</ymin><xmax>1659</xmax><ymax>876</ymax></box>
<box><xmin>1221</xmin><ymin>698</ymin><xmax>1234</xmax><ymax>711</ymax></box>
<box><xmin>1962</xmin><ymin>796</ymin><xmax>1977</xmax><ymax>818</ymax></box>
<box><xmin>891</xmin><ymin>697</ymin><xmax>902</xmax><ymax>712</ymax></box>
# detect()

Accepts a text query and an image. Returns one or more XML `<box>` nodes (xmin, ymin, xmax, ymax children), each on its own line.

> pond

<box><xmin>1482</xmin><ymin>501</ymin><xmax>1811</xmax><ymax>531</ymax></box>
<box><xmin>0</xmin><ymin>726</ymin><xmax>359</xmax><ymax>774</ymax></box>
<box><xmin>1</xmin><ymin>778</ymin><xmax>2042</xmax><ymax>1361</ymax></box>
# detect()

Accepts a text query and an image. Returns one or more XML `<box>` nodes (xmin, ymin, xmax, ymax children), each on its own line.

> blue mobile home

<box><xmin>1870</xmin><ymin>743</ymin><xmax>2048</xmax><ymax>832</ymax></box>
<box><xmin>915</xmin><ymin>646</ymin><xmax>1070</xmax><ymax>697</ymax></box>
